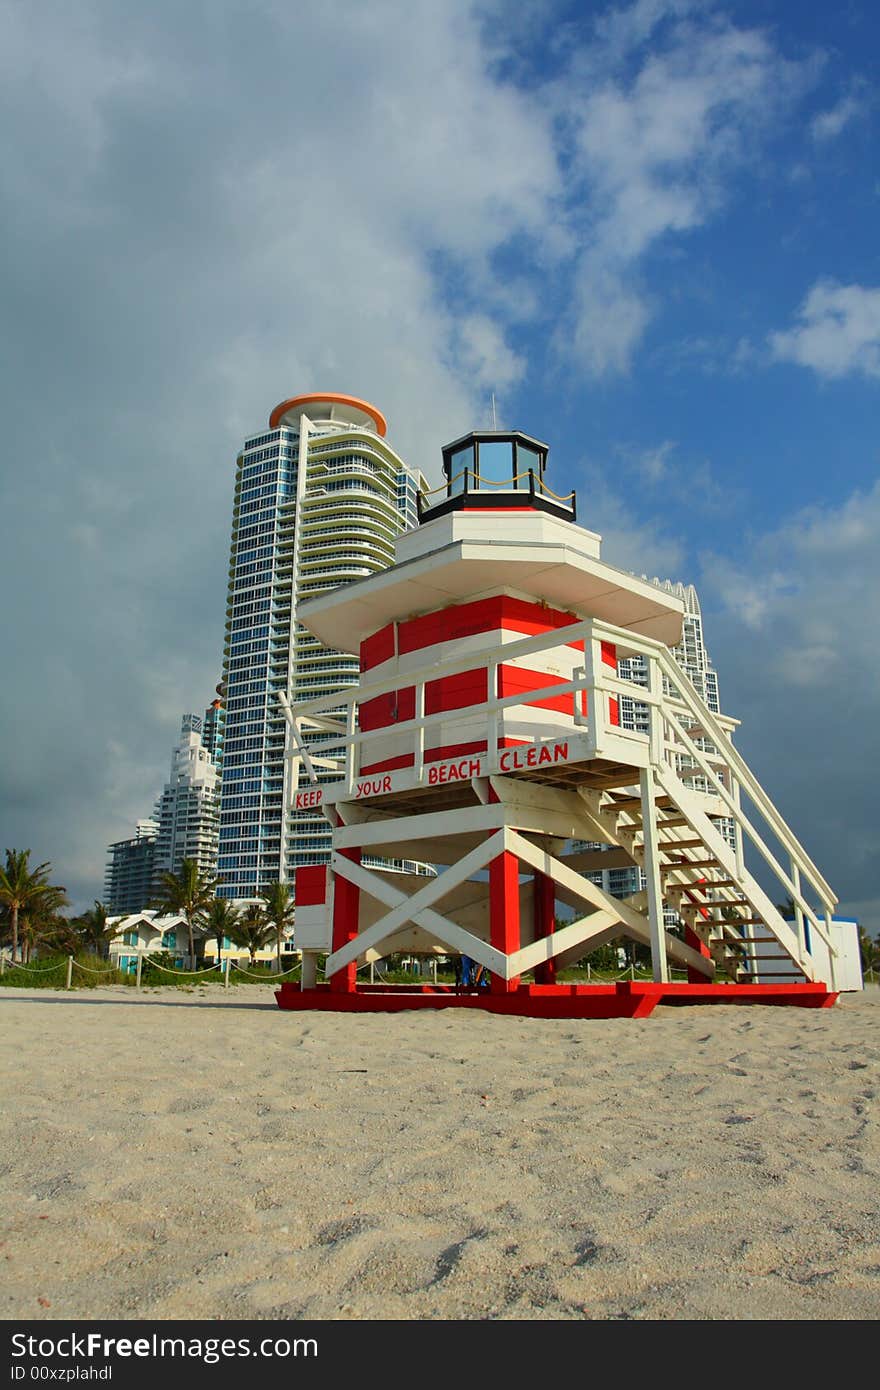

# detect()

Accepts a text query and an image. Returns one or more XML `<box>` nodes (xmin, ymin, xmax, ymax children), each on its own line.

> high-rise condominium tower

<box><xmin>618</xmin><ymin>581</ymin><xmax>720</xmax><ymax>730</ymax></box>
<box><xmin>153</xmin><ymin>714</ymin><xmax>221</xmax><ymax>885</ymax></box>
<box><xmin>202</xmin><ymin>695</ymin><xmax>224</xmax><ymax>767</ymax></box>
<box><xmin>217</xmin><ymin>392</ymin><xmax>424</xmax><ymax>900</ymax></box>
<box><xmin>104</xmin><ymin>818</ymin><xmax>159</xmax><ymax>915</ymax></box>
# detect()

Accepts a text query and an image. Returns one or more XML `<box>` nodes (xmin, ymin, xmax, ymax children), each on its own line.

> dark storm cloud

<box><xmin>0</xmin><ymin>0</ymin><xmax>558</xmax><ymax>905</ymax></box>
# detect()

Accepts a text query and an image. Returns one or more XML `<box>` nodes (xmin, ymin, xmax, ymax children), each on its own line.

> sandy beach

<box><xmin>1</xmin><ymin>983</ymin><xmax>878</xmax><ymax>1321</ymax></box>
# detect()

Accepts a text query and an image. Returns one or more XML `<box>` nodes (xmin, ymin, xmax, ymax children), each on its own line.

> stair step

<box><xmin>665</xmin><ymin>877</ymin><xmax>737</xmax><ymax>889</ymax></box>
<box><xmin>736</xmin><ymin>972</ymin><xmax>806</xmax><ymax>981</ymax></box>
<box><xmin>607</xmin><ymin>795</ymin><xmax>662</xmax><ymax>812</ymax></box>
<box><xmin>659</xmin><ymin>838</ymin><xmax>704</xmax><ymax>849</ymax></box>
<box><xmin>728</xmin><ymin>953</ymin><xmax>800</xmax><ymax>960</ymax></box>
<box><xmin>663</xmin><ymin>858</ymin><xmax>720</xmax><ymax>868</ymax></box>
<box><xmin>657</xmin><ymin>816</ymin><xmax>689</xmax><ymax>828</ymax></box>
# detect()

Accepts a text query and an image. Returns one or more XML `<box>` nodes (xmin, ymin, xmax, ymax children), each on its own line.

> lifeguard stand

<box><xmin>277</xmin><ymin>429</ymin><xmax>842</xmax><ymax>1017</ymax></box>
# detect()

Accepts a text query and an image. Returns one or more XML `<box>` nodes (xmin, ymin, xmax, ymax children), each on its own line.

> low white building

<box><xmin>107</xmin><ymin>911</ymin><xmax>294</xmax><ymax>973</ymax></box>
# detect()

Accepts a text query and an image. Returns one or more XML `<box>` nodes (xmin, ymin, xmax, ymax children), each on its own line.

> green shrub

<box><xmin>0</xmin><ymin>952</ymin><xmax>124</xmax><ymax>989</ymax></box>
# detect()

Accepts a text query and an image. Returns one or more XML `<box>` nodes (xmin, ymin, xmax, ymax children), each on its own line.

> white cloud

<box><xmin>698</xmin><ymin>481</ymin><xmax>880</xmax><ymax>924</ymax></box>
<box><xmin>568</xmin><ymin>263</ymin><xmax>654</xmax><ymax>377</ymax></box>
<box><xmin>454</xmin><ymin>314</ymin><xmax>526</xmax><ymax>392</ymax></box>
<box><xmin>570</xmin><ymin>455</ymin><xmax>686</xmax><ymax>579</ymax></box>
<box><xmin>614</xmin><ymin>438</ymin><xmax>742</xmax><ymax>515</ymax></box>
<box><xmin>0</xmin><ymin>0</ymin><xmax>565</xmax><ymax>905</ymax></box>
<box><xmin>554</xmin><ymin>8</ymin><xmax>818</xmax><ymax>375</ymax></box>
<box><xmin>811</xmin><ymin>90</ymin><xmax>867</xmax><ymax>143</ymax></box>
<box><xmin>769</xmin><ymin>281</ymin><xmax>880</xmax><ymax>380</ymax></box>
<box><xmin>636</xmin><ymin>440</ymin><xmax>675</xmax><ymax>482</ymax></box>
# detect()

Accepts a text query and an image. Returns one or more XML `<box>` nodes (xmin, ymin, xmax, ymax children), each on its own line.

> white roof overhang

<box><xmin>298</xmin><ymin>537</ymin><xmax>685</xmax><ymax>653</ymax></box>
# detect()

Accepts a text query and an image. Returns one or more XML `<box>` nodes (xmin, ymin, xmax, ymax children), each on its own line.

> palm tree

<box><xmin>17</xmin><ymin>886</ymin><xmax>70</xmax><ymax>963</ymax></box>
<box><xmin>260</xmin><ymin>881</ymin><xmax>296</xmax><ymax>971</ymax></box>
<box><xmin>39</xmin><ymin>912</ymin><xmax>80</xmax><ymax>958</ymax></box>
<box><xmin>203</xmin><ymin>897</ymin><xmax>240</xmax><ymax>968</ymax></box>
<box><xmin>0</xmin><ymin>850</ymin><xmax>66</xmax><ymax>963</ymax></box>
<box><xmin>229</xmin><ymin>903</ymin><xmax>274</xmax><ymax>968</ymax></box>
<box><xmin>73</xmin><ymin>900</ymin><xmax>116</xmax><ymax>958</ymax></box>
<box><xmin>858</xmin><ymin>927</ymin><xmax>879</xmax><ymax>975</ymax></box>
<box><xmin>152</xmin><ymin>859</ymin><xmax>218</xmax><ymax>968</ymax></box>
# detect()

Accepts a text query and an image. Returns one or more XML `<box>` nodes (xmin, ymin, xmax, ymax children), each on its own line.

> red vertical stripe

<box><xmin>330</xmin><ymin>849</ymin><xmax>360</xmax><ymax>994</ymax></box>
<box><xmin>489</xmin><ymin>850</ymin><xmax>520</xmax><ymax>994</ymax></box>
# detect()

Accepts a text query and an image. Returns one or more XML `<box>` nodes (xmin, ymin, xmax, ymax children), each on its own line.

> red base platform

<box><xmin>275</xmin><ymin>980</ymin><xmax>838</xmax><ymax>1018</ymax></box>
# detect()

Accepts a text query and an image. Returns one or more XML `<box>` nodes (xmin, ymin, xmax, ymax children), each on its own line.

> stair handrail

<box><xmin>584</xmin><ymin>615</ymin><xmax>836</xmax><ymax>908</ymax></box>
<box><xmin>649</xmin><ymin>678</ymin><xmax>836</xmax><ymax>962</ymax></box>
<box><xmin>650</xmin><ymin>644</ymin><xmax>835</xmax><ymax>907</ymax></box>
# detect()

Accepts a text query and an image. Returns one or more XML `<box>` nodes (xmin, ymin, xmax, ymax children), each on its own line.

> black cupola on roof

<box><xmin>417</xmin><ymin>430</ymin><xmax>576</xmax><ymax>524</ymax></box>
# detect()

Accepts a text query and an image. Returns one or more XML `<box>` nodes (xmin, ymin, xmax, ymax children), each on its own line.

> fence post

<box><xmin>0</xmin><ymin>954</ymin><xmax>5</xmax><ymax>976</ymax></box>
<box><xmin>224</xmin><ymin>956</ymin><xmax>231</xmax><ymax>990</ymax></box>
<box><xmin>136</xmin><ymin>953</ymin><xmax>143</xmax><ymax>990</ymax></box>
<box><xmin>66</xmin><ymin>956</ymin><xmax>73</xmax><ymax>990</ymax></box>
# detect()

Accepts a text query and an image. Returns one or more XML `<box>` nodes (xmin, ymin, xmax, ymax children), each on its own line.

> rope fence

<box><xmin>0</xmin><ymin>958</ymin><xmax>63</xmax><ymax>974</ymax></box>
<box><xmin>229</xmin><ymin>961</ymin><xmax>300</xmax><ymax>980</ymax></box>
<box><xmin>0</xmin><ymin>951</ymin><xmax>709</xmax><ymax>992</ymax></box>
<box><xmin>138</xmin><ymin>960</ymin><xmax>222</xmax><ymax>978</ymax></box>
<box><xmin>0</xmin><ymin>952</ymin><xmax>299</xmax><ymax>990</ymax></box>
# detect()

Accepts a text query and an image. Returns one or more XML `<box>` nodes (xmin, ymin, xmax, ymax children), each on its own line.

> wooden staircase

<box><xmin>591</xmin><ymin>786</ymin><xmax>807</xmax><ymax>981</ymax></box>
<box><xmin>571</xmin><ymin>644</ymin><xmax>839</xmax><ymax>987</ymax></box>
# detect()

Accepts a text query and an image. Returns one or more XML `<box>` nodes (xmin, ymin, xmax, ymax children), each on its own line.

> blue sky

<box><xmin>1</xmin><ymin>0</ymin><xmax>877</xmax><ymax>928</ymax></box>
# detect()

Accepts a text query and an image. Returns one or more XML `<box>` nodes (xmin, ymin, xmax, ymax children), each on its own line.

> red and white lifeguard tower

<box><xmin>277</xmin><ymin>427</ymin><xmax>843</xmax><ymax>1017</ymax></box>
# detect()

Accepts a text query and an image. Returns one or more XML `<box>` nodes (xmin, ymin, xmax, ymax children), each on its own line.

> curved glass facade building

<box><xmin>218</xmin><ymin>393</ymin><xmax>423</xmax><ymax>900</ymax></box>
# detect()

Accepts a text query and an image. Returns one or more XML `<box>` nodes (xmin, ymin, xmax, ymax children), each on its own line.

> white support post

<box><xmin>791</xmin><ymin>860</ymin><xmax>806</xmax><ymax>958</ymax></box>
<box><xmin>66</xmin><ymin>955</ymin><xmax>73</xmax><ymax>990</ymax></box>
<box><xmin>343</xmin><ymin>706</ymin><xmax>355</xmax><ymax>795</ymax></box>
<box><xmin>583</xmin><ymin>626</ymin><xmax>606</xmax><ymax>757</ymax></box>
<box><xmin>224</xmin><ymin>955</ymin><xmax>231</xmax><ymax>990</ymax></box>
<box><xmin>640</xmin><ymin>766</ymin><xmax>669</xmax><ymax>983</ymax></box>
<box><xmin>824</xmin><ymin>907</ymin><xmax>837</xmax><ymax>991</ymax></box>
<box><xmin>414</xmin><ymin>681</ymin><xmax>425</xmax><ymax>779</ymax></box>
<box><xmin>732</xmin><ymin>775</ymin><xmax>745</xmax><ymax>881</ymax></box>
<box><xmin>301</xmin><ymin>952</ymin><xmax>318</xmax><ymax>990</ymax></box>
<box><xmin>486</xmin><ymin>662</ymin><xmax>499</xmax><ymax>771</ymax></box>
<box><xmin>646</xmin><ymin>654</ymin><xmax>663</xmax><ymax>766</ymax></box>
<box><xmin>135</xmin><ymin>953</ymin><xmax>143</xmax><ymax>990</ymax></box>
